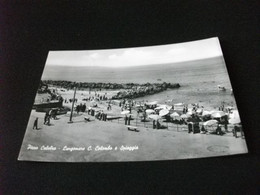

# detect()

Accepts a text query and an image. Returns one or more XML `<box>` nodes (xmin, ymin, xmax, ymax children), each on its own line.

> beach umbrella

<box><xmin>209</xmin><ymin>110</ymin><xmax>218</xmax><ymax>114</ymax></box>
<box><xmin>154</xmin><ymin>106</ymin><xmax>165</xmax><ymax>111</ymax></box>
<box><xmin>228</xmin><ymin>118</ymin><xmax>241</xmax><ymax>124</ymax></box>
<box><xmin>173</xmin><ymin>115</ymin><xmax>182</xmax><ymax>121</ymax></box>
<box><xmin>170</xmin><ymin>112</ymin><xmax>179</xmax><ymax>117</ymax></box>
<box><xmin>196</xmin><ymin>108</ymin><xmax>203</xmax><ymax>114</ymax></box>
<box><xmin>174</xmin><ymin>103</ymin><xmax>184</xmax><ymax>106</ymax></box>
<box><xmin>180</xmin><ymin>114</ymin><xmax>189</xmax><ymax>119</ymax></box>
<box><xmin>90</xmin><ymin>101</ymin><xmax>97</xmax><ymax>107</ymax></box>
<box><xmin>211</xmin><ymin>111</ymin><xmax>225</xmax><ymax>118</ymax></box>
<box><xmin>187</xmin><ymin>110</ymin><xmax>193</xmax><ymax>115</ymax></box>
<box><xmin>145</xmin><ymin>109</ymin><xmax>155</xmax><ymax>114</ymax></box>
<box><xmin>159</xmin><ymin>109</ymin><xmax>169</xmax><ymax>116</ymax></box>
<box><xmin>166</xmin><ymin>105</ymin><xmax>172</xmax><ymax>110</ymax></box>
<box><xmin>202</xmin><ymin>110</ymin><xmax>211</xmax><ymax>116</ymax></box>
<box><xmin>148</xmin><ymin>114</ymin><xmax>161</xmax><ymax>120</ymax></box>
<box><xmin>146</xmin><ymin>101</ymin><xmax>158</xmax><ymax>106</ymax></box>
<box><xmin>157</xmin><ymin>104</ymin><xmax>172</xmax><ymax>110</ymax></box>
<box><xmin>229</xmin><ymin>110</ymin><xmax>240</xmax><ymax>119</ymax></box>
<box><xmin>204</xmin><ymin>119</ymin><xmax>218</xmax><ymax>126</ymax></box>
<box><xmin>171</xmin><ymin>112</ymin><xmax>181</xmax><ymax>120</ymax></box>
<box><xmin>228</xmin><ymin>110</ymin><xmax>241</xmax><ymax>124</ymax></box>
<box><xmin>158</xmin><ymin>104</ymin><xmax>172</xmax><ymax>110</ymax></box>
<box><xmin>121</xmin><ymin>110</ymin><xmax>130</xmax><ymax>115</ymax></box>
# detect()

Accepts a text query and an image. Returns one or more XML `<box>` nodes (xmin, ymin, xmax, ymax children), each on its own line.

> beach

<box><xmin>18</xmin><ymin>84</ymin><xmax>247</xmax><ymax>162</ymax></box>
<box><xmin>18</xmin><ymin>56</ymin><xmax>247</xmax><ymax>162</ymax></box>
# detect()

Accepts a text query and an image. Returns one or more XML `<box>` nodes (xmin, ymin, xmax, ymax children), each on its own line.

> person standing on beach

<box><xmin>201</xmin><ymin>125</ymin><xmax>207</xmax><ymax>134</ymax></box>
<box><xmin>44</xmin><ymin>112</ymin><xmax>48</xmax><ymax>124</ymax></box>
<box><xmin>233</xmin><ymin>125</ymin><xmax>239</xmax><ymax>138</ymax></box>
<box><xmin>216</xmin><ymin>124</ymin><xmax>223</xmax><ymax>135</ymax></box>
<box><xmin>47</xmin><ymin>115</ymin><xmax>51</xmax><ymax>126</ymax></box>
<box><xmin>143</xmin><ymin>112</ymin><xmax>146</xmax><ymax>122</ymax></box>
<box><xmin>82</xmin><ymin>103</ymin><xmax>86</xmax><ymax>112</ymax></box>
<box><xmin>153</xmin><ymin>120</ymin><xmax>156</xmax><ymax>129</ymax></box>
<box><xmin>188</xmin><ymin>123</ymin><xmax>193</xmax><ymax>133</ymax></box>
<box><xmin>33</xmin><ymin>117</ymin><xmax>38</xmax><ymax>130</ymax></box>
<box><xmin>125</xmin><ymin>115</ymin><xmax>128</xmax><ymax>125</ymax></box>
<box><xmin>100</xmin><ymin>111</ymin><xmax>104</xmax><ymax>120</ymax></box>
<box><xmin>128</xmin><ymin>115</ymin><xmax>131</xmax><ymax>125</ymax></box>
<box><xmin>156</xmin><ymin>120</ymin><xmax>160</xmax><ymax>129</ymax></box>
<box><xmin>103</xmin><ymin>113</ymin><xmax>107</xmax><ymax>121</ymax></box>
<box><xmin>76</xmin><ymin>105</ymin><xmax>80</xmax><ymax>114</ymax></box>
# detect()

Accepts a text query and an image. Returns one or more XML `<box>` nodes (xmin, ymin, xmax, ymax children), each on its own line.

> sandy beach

<box><xmin>43</xmin><ymin>86</ymin><xmax>235</xmax><ymax>112</ymax></box>
<box><xmin>18</xmin><ymin>87</ymin><xmax>247</xmax><ymax>162</ymax></box>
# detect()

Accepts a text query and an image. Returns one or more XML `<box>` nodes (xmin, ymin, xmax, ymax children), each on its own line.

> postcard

<box><xmin>18</xmin><ymin>37</ymin><xmax>248</xmax><ymax>162</ymax></box>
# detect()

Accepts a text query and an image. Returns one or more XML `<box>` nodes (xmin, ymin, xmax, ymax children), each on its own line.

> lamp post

<box><xmin>68</xmin><ymin>85</ymin><xmax>77</xmax><ymax>123</ymax></box>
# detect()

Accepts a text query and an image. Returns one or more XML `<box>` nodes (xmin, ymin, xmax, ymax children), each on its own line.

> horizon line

<box><xmin>45</xmin><ymin>55</ymin><xmax>223</xmax><ymax>68</ymax></box>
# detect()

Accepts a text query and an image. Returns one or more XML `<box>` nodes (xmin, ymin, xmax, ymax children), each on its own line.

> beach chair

<box><xmin>127</xmin><ymin>126</ymin><xmax>139</xmax><ymax>132</ymax></box>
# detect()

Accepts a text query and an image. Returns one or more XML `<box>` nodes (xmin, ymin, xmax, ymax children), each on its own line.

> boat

<box><xmin>217</xmin><ymin>85</ymin><xmax>226</xmax><ymax>91</ymax></box>
<box><xmin>33</xmin><ymin>100</ymin><xmax>62</xmax><ymax>109</ymax></box>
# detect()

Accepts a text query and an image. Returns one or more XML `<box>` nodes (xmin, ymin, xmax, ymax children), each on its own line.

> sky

<box><xmin>45</xmin><ymin>37</ymin><xmax>223</xmax><ymax>68</ymax></box>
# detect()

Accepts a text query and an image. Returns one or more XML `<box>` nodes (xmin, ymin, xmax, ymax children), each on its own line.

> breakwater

<box><xmin>42</xmin><ymin>80</ymin><xmax>180</xmax><ymax>99</ymax></box>
<box><xmin>43</xmin><ymin>80</ymin><xmax>180</xmax><ymax>90</ymax></box>
<box><xmin>111</xmin><ymin>83</ymin><xmax>180</xmax><ymax>99</ymax></box>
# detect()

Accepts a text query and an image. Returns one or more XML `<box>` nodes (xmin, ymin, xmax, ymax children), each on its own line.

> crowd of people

<box><xmin>34</xmin><ymin>86</ymin><xmax>243</xmax><ymax>138</ymax></box>
<box><xmin>76</xmin><ymin>103</ymin><xmax>86</xmax><ymax>113</ymax></box>
<box><xmin>95</xmin><ymin>111</ymin><xmax>108</xmax><ymax>121</ymax></box>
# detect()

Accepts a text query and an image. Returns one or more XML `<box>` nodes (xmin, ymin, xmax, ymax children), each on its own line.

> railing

<box><xmin>106</xmin><ymin>117</ymin><xmax>188</xmax><ymax>132</ymax></box>
<box><xmin>84</xmin><ymin>113</ymin><xmax>243</xmax><ymax>138</ymax></box>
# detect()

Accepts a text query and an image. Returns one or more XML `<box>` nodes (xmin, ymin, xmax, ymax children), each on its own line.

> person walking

<box><xmin>44</xmin><ymin>112</ymin><xmax>48</xmax><ymax>124</ymax></box>
<box><xmin>33</xmin><ymin>117</ymin><xmax>38</xmax><ymax>129</ymax></box>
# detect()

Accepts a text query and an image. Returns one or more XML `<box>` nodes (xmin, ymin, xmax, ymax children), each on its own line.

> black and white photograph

<box><xmin>2</xmin><ymin>1</ymin><xmax>259</xmax><ymax>193</ymax></box>
<box><xmin>18</xmin><ymin>37</ymin><xmax>248</xmax><ymax>162</ymax></box>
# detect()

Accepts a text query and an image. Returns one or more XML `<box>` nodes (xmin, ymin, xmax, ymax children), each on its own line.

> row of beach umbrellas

<box><xmin>120</xmin><ymin>104</ymin><xmax>241</xmax><ymax>125</ymax></box>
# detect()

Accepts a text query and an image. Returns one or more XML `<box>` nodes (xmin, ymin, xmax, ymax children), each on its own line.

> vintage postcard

<box><xmin>18</xmin><ymin>37</ymin><xmax>248</xmax><ymax>162</ymax></box>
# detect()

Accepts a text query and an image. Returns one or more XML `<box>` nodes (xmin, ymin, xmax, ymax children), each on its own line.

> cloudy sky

<box><xmin>45</xmin><ymin>37</ymin><xmax>223</xmax><ymax>68</ymax></box>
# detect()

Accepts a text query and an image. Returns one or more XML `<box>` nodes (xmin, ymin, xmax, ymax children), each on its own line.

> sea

<box><xmin>42</xmin><ymin>57</ymin><xmax>237</xmax><ymax>110</ymax></box>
